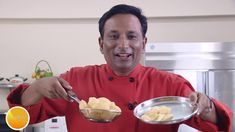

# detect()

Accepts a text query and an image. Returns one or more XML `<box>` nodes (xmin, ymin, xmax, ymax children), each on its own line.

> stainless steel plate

<box><xmin>134</xmin><ymin>96</ymin><xmax>198</xmax><ymax>124</ymax></box>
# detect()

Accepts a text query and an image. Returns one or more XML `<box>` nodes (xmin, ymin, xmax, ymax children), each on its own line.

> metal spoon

<box><xmin>67</xmin><ymin>90</ymin><xmax>80</xmax><ymax>103</ymax></box>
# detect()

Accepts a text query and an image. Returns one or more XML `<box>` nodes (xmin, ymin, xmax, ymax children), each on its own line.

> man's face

<box><xmin>99</xmin><ymin>14</ymin><xmax>147</xmax><ymax>75</ymax></box>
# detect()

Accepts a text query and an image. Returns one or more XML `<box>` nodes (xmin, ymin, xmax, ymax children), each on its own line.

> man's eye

<box><xmin>128</xmin><ymin>35</ymin><xmax>137</xmax><ymax>40</ymax></box>
<box><xmin>109</xmin><ymin>34</ymin><xmax>118</xmax><ymax>39</ymax></box>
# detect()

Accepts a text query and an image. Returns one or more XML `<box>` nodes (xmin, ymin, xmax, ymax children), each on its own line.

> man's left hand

<box><xmin>189</xmin><ymin>92</ymin><xmax>218</xmax><ymax>124</ymax></box>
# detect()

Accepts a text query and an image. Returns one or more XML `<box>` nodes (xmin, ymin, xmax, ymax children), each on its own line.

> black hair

<box><xmin>98</xmin><ymin>4</ymin><xmax>148</xmax><ymax>38</ymax></box>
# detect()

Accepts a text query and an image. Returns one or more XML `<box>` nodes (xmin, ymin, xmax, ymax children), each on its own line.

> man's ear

<box><xmin>98</xmin><ymin>37</ymin><xmax>104</xmax><ymax>54</ymax></box>
<box><xmin>142</xmin><ymin>37</ymin><xmax>147</xmax><ymax>53</ymax></box>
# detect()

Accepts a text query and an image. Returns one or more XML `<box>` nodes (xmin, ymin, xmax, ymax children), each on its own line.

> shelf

<box><xmin>0</xmin><ymin>83</ymin><xmax>15</xmax><ymax>89</ymax></box>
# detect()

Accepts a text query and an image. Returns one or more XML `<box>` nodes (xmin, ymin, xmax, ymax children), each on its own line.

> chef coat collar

<box><xmin>105</xmin><ymin>64</ymin><xmax>143</xmax><ymax>78</ymax></box>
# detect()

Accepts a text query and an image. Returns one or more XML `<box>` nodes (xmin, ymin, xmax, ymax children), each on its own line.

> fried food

<box><xmin>141</xmin><ymin>106</ymin><xmax>173</xmax><ymax>121</ymax></box>
<box><xmin>79</xmin><ymin>97</ymin><xmax>121</xmax><ymax>121</ymax></box>
<box><xmin>79</xmin><ymin>97</ymin><xmax>121</xmax><ymax>112</ymax></box>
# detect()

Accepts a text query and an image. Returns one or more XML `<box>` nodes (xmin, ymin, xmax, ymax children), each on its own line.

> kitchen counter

<box><xmin>0</xmin><ymin>83</ymin><xmax>15</xmax><ymax>89</ymax></box>
<box><xmin>0</xmin><ymin>84</ymin><xmax>12</xmax><ymax>114</ymax></box>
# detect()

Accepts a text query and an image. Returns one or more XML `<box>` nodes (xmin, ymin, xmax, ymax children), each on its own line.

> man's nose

<box><xmin>118</xmin><ymin>37</ymin><xmax>129</xmax><ymax>49</ymax></box>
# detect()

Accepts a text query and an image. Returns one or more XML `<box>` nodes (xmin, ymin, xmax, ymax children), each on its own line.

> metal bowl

<box><xmin>80</xmin><ymin>108</ymin><xmax>121</xmax><ymax>123</ymax></box>
<box><xmin>133</xmin><ymin>96</ymin><xmax>198</xmax><ymax>124</ymax></box>
<box><xmin>67</xmin><ymin>91</ymin><xmax>122</xmax><ymax>123</ymax></box>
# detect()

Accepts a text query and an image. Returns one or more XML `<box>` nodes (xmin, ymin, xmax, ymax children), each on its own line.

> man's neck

<box><xmin>112</xmin><ymin>65</ymin><xmax>138</xmax><ymax>76</ymax></box>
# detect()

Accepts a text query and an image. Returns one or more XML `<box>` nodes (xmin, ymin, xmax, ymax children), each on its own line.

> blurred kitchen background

<box><xmin>0</xmin><ymin>0</ymin><xmax>235</xmax><ymax>132</ymax></box>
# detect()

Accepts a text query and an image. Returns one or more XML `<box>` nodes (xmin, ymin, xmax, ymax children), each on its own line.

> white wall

<box><xmin>1</xmin><ymin>0</ymin><xmax>235</xmax><ymax>18</ymax></box>
<box><xmin>147</xmin><ymin>15</ymin><xmax>235</xmax><ymax>42</ymax></box>
<box><xmin>0</xmin><ymin>19</ymin><xmax>102</xmax><ymax>79</ymax></box>
<box><xmin>0</xmin><ymin>0</ymin><xmax>235</xmax><ymax>80</ymax></box>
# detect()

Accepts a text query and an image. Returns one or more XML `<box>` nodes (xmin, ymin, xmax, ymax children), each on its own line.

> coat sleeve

<box><xmin>175</xmin><ymin>77</ymin><xmax>233</xmax><ymax>132</ymax></box>
<box><xmin>184</xmin><ymin>98</ymin><xmax>232</xmax><ymax>132</ymax></box>
<box><xmin>7</xmin><ymin>84</ymin><xmax>69</xmax><ymax>124</ymax></box>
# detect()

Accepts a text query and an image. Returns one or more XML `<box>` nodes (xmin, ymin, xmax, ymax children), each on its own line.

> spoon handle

<box><xmin>67</xmin><ymin>90</ymin><xmax>80</xmax><ymax>103</ymax></box>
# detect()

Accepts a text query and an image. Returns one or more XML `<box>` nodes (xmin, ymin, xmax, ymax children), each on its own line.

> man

<box><xmin>8</xmin><ymin>4</ymin><xmax>232</xmax><ymax>132</ymax></box>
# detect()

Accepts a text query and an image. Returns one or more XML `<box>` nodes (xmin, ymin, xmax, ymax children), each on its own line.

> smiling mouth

<box><xmin>115</xmin><ymin>53</ymin><xmax>132</xmax><ymax>60</ymax></box>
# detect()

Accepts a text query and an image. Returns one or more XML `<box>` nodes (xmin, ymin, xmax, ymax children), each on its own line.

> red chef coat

<box><xmin>7</xmin><ymin>64</ymin><xmax>232</xmax><ymax>132</ymax></box>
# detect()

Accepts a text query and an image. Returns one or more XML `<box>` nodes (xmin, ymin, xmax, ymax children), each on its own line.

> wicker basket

<box><xmin>32</xmin><ymin>60</ymin><xmax>53</xmax><ymax>79</ymax></box>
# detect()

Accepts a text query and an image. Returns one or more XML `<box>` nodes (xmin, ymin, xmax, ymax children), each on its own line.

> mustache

<box><xmin>114</xmin><ymin>48</ymin><xmax>132</xmax><ymax>54</ymax></box>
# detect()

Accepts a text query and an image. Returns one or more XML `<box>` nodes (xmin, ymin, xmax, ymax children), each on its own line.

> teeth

<box><xmin>117</xmin><ymin>54</ymin><xmax>131</xmax><ymax>57</ymax></box>
<box><xmin>119</xmin><ymin>54</ymin><xmax>128</xmax><ymax>57</ymax></box>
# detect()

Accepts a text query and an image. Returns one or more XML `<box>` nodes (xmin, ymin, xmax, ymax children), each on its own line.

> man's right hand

<box><xmin>21</xmin><ymin>77</ymin><xmax>72</xmax><ymax>106</ymax></box>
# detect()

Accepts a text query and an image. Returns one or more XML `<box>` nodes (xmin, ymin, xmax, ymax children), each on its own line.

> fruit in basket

<box><xmin>32</xmin><ymin>73</ymin><xmax>36</xmax><ymax>78</ymax></box>
<box><xmin>32</xmin><ymin>60</ymin><xmax>53</xmax><ymax>79</ymax></box>
<box><xmin>32</xmin><ymin>67</ymin><xmax>53</xmax><ymax>79</ymax></box>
